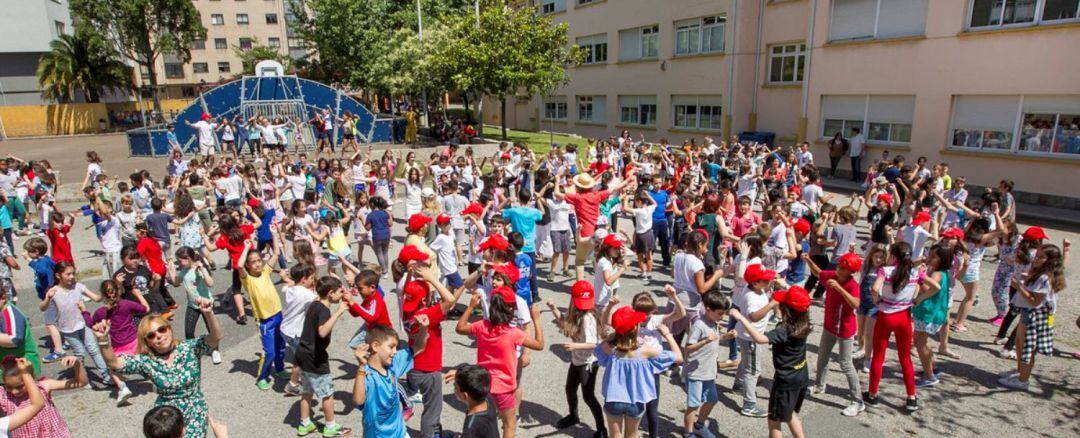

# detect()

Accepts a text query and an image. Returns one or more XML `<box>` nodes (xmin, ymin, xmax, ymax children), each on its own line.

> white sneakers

<box><xmin>842</xmin><ymin>401</ymin><xmax>866</xmax><ymax>417</ymax></box>
<box><xmin>116</xmin><ymin>386</ymin><xmax>133</xmax><ymax>406</ymax></box>
<box><xmin>211</xmin><ymin>350</ymin><xmax>222</xmax><ymax>365</ymax></box>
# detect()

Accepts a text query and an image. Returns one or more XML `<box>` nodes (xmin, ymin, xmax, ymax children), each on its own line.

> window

<box><xmin>675</xmin><ymin>15</ymin><xmax>726</xmax><ymax>55</ymax></box>
<box><xmin>539</xmin><ymin>0</ymin><xmax>566</xmax><ymax>14</ymax></box>
<box><xmin>268</xmin><ymin>37</ymin><xmax>281</xmax><ymax>48</ymax></box>
<box><xmin>767</xmin><ymin>43</ymin><xmax>806</xmax><ymax>84</ymax></box>
<box><xmin>182</xmin><ymin>87</ymin><xmax>197</xmax><ymax>98</ymax></box>
<box><xmin>618</xmin><ymin>25</ymin><xmax>659</xmax><ymax>61</ymax></box>
<box><xmin>239</xmin><ymin>38</ymin><xmax>253</xmax><ymax>50</ymax></box>
<box><xmin>1019</xmin><ymin>97</ymin><xmax>1080</xmax><ymax>155</ymax></box>
<box><xmin>214</xmin><ymin>38</ymin><xmax>227</xmax><ymax>49</ymax></box>
<box><xmin>672</xmin><ymin>95</ymin><xmax>723</xmax><ymax>130</ymax></box>
<box><xmin>192</xmin><ymin>62</ymin><xmax>209</xmax><ymax>73</ymax></box>
<box><xmin>543</xmin><ymin>96</ymin><xmax>568</xmax><ymax>120</ymax></box>
<box><xmin>829</xmin><ymin>0</ymin><xmax>927</xmax><ymax>41</ymax></box>
<box><xmin>577</xmin><ymin>95</ymin><xmax>607</xmax><ymax>123</ymax></box>
<box><xmin>950</xmin><ymin>95</ymin><xmax>1019</xmax><ymax>150</ymax></box>
<box><xmin>821</xmin><ymin>95</ymin><xmax>914</xmax><ymax>144</ymax></box>
<box><xmin>618</xmin><ymin>95</ymin><xmax>657</xmax><ymax>126</ymax></box>
<box><xmin>969</xmin><ymin>0</ymin><xmax>1079</xmax><ymax>29</ymax></box>
<box><xmin>577</xmin><ymin>0</ymin><xmax>599</xmax><ymax>5</ymax></box>
<box><xmin>236</xmin><ymin>14</ymin><xmax>249</xmax><ymax>24</ymax></box>
<box><xmin>288</xmin><ymin>38</ymin><xmax>304</xmax><ymax>49</ymax></box>
<box><xmin>54</xmin><ymin>21</ymin><xmax>65</xmax><ymax>36</ymax></box>
<box><xmin>164</xmin><ymin>63</ymin><xmax>184</xmax><ymax>79</ymax></box>
<box><xmin>192</xmin><ymin>39</ymin><xmax>206</xmax><ymax>50</ymax></box>
<box><xmin>211</xmin><ymin>14</ymin><xmax>224</xmax><ymax>25</ymax></box>
<box><xmin>576</xmin><ymin>34</ymin><xmax>608</xmax><ymax>64</ymax></box>
<box><xmin>218</xmin><ymin>62</ymin><xmax>231</xmax><ymax>73</ymax></box>
<box><xmin>951</xmin><ymin>95</ymin><xmax>1080</xmax><ymax>155</ymax></box>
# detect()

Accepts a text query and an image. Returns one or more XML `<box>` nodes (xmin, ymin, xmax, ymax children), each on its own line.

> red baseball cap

<box><xmin>491</xmin><ymin>286</ymin><xmax>517</xmax><ymax>305</ymax></box>
<box><xmin>246</xmin><ymin>197</ymin><xmax>262</xmax><ymax>209</ymax></box>
<box><xmin>911</xmin><ymin>211</ymin><xmax>932</xmax><ymax>226</ymax></box>
<box><xmin>492</xmin><ymin>263</ymin><xmax>520</xmax><ymax>284</ymax></box>
<box><xmin>397</xmin><ymin>244</ymin><xmax>430</xmax><ymax>264</ymax></box>
<box><xmin>461</xmin><ymin>202</ymin><xmax>484</xmax><ymax>216</ymax></box>
<box><xmin>611</xmin><ymin>306</ymin><xmax>647</xmax><ymax>335</ymax></box>
<box><xmin>792</xmin><ymin>218</ymin><xmax>811</xmax><ymax>236</ymax></box>
<box><xmin>602</xmin><ymin>234</ymin><xmax>622</xmax><ymax>248</ymax></box>
<box><xmin>478</xmin><ymin>234</ymin><xmax>509</xmax><ymax>252</ymax></box>
<box><xmin>436</xmin><ymin>214</ymin><xmax>451</xmax><ymax>225</ymax></box>
<box><xmin>743</xmin><ymin>264</ymin><xmax>777</xmax><ymax>285</ymax></box>
<box><xmin>772</xmin><ymin>285</ymin><xmax>811</xmax><ymax>313</ymax></box>
<box><xmin>837</xmin><ymin>252</ymin><xmax>863</xmax><ymax>273</ymax></box>
<box><xmin>789</xmin><ymin>185</ymin><xmax>802</xmax><ymax>196</ymax></box>
<box><xmin>877</xmin><ymin>193</ymin><xmax>893</xmax><ymax>205</ymax></box>
<box><xmin>201</xmin><ymin>113</ymin><xmax>212</xmax><ymax>120</ymax></box>
<box><xmin>941</xmin><ymin>227</ymin><xmax>965</xmax><ymax>240</ymax></box>
<box><xmin>400</xmin><ymin>280</ymin><xmax>430</xmax><ymax>315</ymax></box>
<box><xmin>570</xmin><ymin>280</ymin><xmax>596</xmax><ymax>311</ymax></box>
<box><xmin>500</xmin><ymin>153</ymin><xmax>511</xmax><ymax>160</ymax></box>
<box><xmin>408</xmin><ymin>213</ymin><xmax>432</xmax><ymax>233</ymax></box>
<box><xmin>1023</xmin><ymin>226</ymin><xmax>1048</xmax><ymax>241</ymax></box>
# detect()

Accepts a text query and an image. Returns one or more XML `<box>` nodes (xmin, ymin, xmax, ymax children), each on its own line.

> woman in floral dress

<box><xmin>93</xmin><ymin>297</ymin><xmax>222</xmax><ymax>438</ymax></box>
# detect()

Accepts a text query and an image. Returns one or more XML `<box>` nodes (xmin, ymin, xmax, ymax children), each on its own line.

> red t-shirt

<box><xmin>136</xmin><ymin>237</ymin><xmax>166</xmax><ymax>275</ymax></box>
<box><xmin>407</xmin><ymin>305</ymin><xmax>446</xmax><ymax>373</ymax></box>
<box><xmin>348</xmin><ymin>293</ymin><xmax>392</xmax><ymax>328</ymax></box>
<box><xmin>563</xmin><ymin>189</ymin><xmax>611</xmax><ymax>238</ymax></box>
<box><xmin>46</xmin><ymin>224</ymin><xmax>73</xmax><ymax>264</ymax></box>
<box><xmin>820</xmin><ymin>270</ymin><xmax>859</xmax><ymax>338</ymax></box>
<box><xmin>470</xmin><ymin>320</ymin><xmax>526</xmax><ymax>395</ymax></box>
<box><xmin>214</xmin><ymin>224</ymin><xmax>254</xmax><ymax>269</ymax></box>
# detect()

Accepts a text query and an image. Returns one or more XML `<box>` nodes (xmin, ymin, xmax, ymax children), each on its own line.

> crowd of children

<box><xmin>0</xmin><ymin>125</ymin><xmax>1073</xmax><ymax>438</ymax></box>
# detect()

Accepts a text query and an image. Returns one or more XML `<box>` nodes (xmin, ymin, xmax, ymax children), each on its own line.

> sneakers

<box><xmin>905</xmin><ymin>397</ymin><xmax>919</xmax><ymax>412</ymax></box>
<box><xmin>852</xmin><ymin>349</ymin><xmax>865</xmax><ymax>360</ymax></box>
<box><xmin>547</xmin><ymin>273</ymin><xmax>556</xmax><ymax>283</ymax></box>
<box><xmin>998</xmin><ymin>348</ymin><xmax>1017</xmax><ymax>359</ymax></box>
<box><xmin>862</xmin><ymin>392</ymin><xmax>879</xmax><ymax>407</ymax></box>
<box><xmin>740</xmin><ymin>406</ymin><xmax>767</xmax><ymax>417</ymax></box>
<box><xmin>860</xmin><ymin>360</ymin><xmax>870</xmax><ymax>374</ymax></box>
<box><xmin>211</xmin><ymin>350</ymin><xmax>222</xmax><ymax>365</ymax></box>
<box><xmin>320</xmin><ymin>423</ymin><xmax>351</xmax><ymax>437</ymax></box>
<box><xmin>915</xmin><ymin>377</ymin><xmax>940</xmax><ymax>388</ymax></box>
<box><xmin>809</xmin><ymin>383</ymin><xmax>827</xmax><ymax>395</ymax></box>
<box><xmin>997</xmin><ymin>375</ymin><xmax>1029</xmax><ymax>390</ymax></box>
<box><xmin>284</xmin><ymin>382</ymin><xmax>302</xmax><ymax>396</ymax></box>
<box><xmin>407</xmin><ymin>391</ymin><xmax>423</xmax><ymax>405</ymax></box>
<box><xmin>43</xmin><ymin>352</ymin><xmax>64</xmax><ymax>363</ymax></box>
<box><xmin>116</xmin><ymin>386</ymin><xmax>133</xmax><ymax>406</ymax></box>
<box><xmin>990</xmin><ymin>316</ymin><xmax>1004</xmax><ymax>327</ymax></box>
<box><xmin>993</xmin><ymin>337</ymin><xmax>1007</xmax><ymax>345</ymax></box>
<box><xmin>998</xmin><ymin>369</ymin><xmax>1019</xmax><ymax>379</ymax></box>
<box><xmin>717</xmin><ymin>359</ymin><xmax>738</xmax><ymax>370</ymax></box>
<box><xmin>62</xmin><ymin>342</ymin><xmax>73</xmax><ymax>351</ymax></box>
<box><xmin>693</xmin><ymin>421</ymin><xmax>716</xmax><ymax>438</ymax></box>
<box><xmin>554</xmin><ymin>415</ymin><xmax>579</xmax><ymax>429</ymax></box>
<box><xmin>842</xmin><ymin>401</ymin><xmax>866</xmax><ymax>417</ymax></box>
<box><xmin>296</xmin><ymin>422</ymin><xmax>317</xmax><ymax>436</ymax></box>
<box><xmin>256</xmin><ymin>379</ymin><xmax>272</xmax><ymax>391</ymax></box>
<box><xmin>236</xmin><ymin>315</ymin><xmax>248</xmax><ymax>325</ymax></box>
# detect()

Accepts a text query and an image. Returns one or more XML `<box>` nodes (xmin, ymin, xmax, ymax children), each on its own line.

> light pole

<box><xmin>416</xmin><ymin>0</ymin><xmax>429</xmax><ymax>128</ymax></box>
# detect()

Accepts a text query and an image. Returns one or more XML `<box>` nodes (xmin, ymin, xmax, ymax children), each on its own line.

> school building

<box><xmin>489</xmin><ymin>0</ymin><xmax>1080</xmax><ymax>205</ymax></box>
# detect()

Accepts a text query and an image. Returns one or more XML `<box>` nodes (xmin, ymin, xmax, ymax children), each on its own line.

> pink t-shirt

<box><xmin>470</xmin><ymin>320</ymin><xmax>527</xmax><ymax>395</ymax></box>
<box><xmin>729</xmin><ymin>211</ymin><xmax>761</xmax><ymax>238</ymax></box>
<box><xmin>819</xmin><ymin>271</ymin><xmax>859</xmax><ymax>338</ymax></box>
<box><xmin>564</xmin><ymin>189</ymin><xmax>611</xmax><ymax>238</ymax></box>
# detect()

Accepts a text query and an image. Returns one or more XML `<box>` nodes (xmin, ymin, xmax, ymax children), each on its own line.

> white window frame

<box><xmin>236</xmin><ymin>13</ymin><xmax>250</xmax><ymax>25</ymax></box>
<box><xmin>577</xmin><ymin>95</ymin><xmax>606</xmax><ymax>123</ymax></box>
<box><xmin>576</xmin><ymin>34</ymin><xmax>608</xmax><ymax>64</ymax></box>
<box><xmin>828</xmin><ymin>0</ymin><xmax>928</xmax><ymax>42</ymax></box>
<box><xmin>619</xmin><ymin>95</ymin><xmax>657</xmax><ymax>126</ymax></box>
<box><xmin>675</xmin><ymin>15</ymin><xmax>726</xmax><ymax>55</ymax></box>
<box><xmin>543</xmin><ymin>96</ymin><xmax>568</xmax><ymax>121</ymax></box>
<box><xmin>268</xmin><ymin>37</ymin><xmax>281</xmax><ymax>48</ymax></box>
<box><xmin>214</xmin><ymin>38</ymin><xmax>228</xmax><ymax>49</ymax></box>
<box><xmin>967</xmin><ymin>0</ymin><xmax>1080</xmax><ymax>30</ymax></box>
<box><xmin>192</xmin><ymin>62</ymin><xmax>209</xmax><ymax>74</ymax></box>
<box><xmin>672</xmin><ymin>96</ymin><xmax>723</xmax><ymax>131</ymax></box>
<box><xmin>821</xmin><ymin>95</ymin><xmax>914</xmax><ymax>145</ymax></box>
<box><xmin>949</xmin><ymin>94</ymin><xmax>1080</xmax><ymax>157</ymax></box>
<box><xmin>217</xmin><ymin>61</ymin><xmax>231</xmax><ymax>73</ymax></box>
<box><xmin>767</xmin><ymin>42</ymin><xmax>807</xmax><ymax>85</ymax></box>
<box><xmin>539</xmin><ymin>0</ymin><xmax>566</xmax><ymax>15</ymax></box>
<box><xmin>577</xmin><ymin>0</ymin><xmax>599</xmax><ymax>5</ymax></box>
<box><xmin>640</xmin><ymin>25</ymin><xmax>659</xmax><ymax>59</ymax></box>
<box><xmin>210</xmin><ymin>14</ymin><xmax>224</xmax><ymax>25</ymax></box>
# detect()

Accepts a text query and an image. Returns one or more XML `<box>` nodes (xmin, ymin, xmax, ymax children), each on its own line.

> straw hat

<box><xmin>573</xmin><ymin>173</ymin><xmax>597</xmax><ymax>190</ymax></box>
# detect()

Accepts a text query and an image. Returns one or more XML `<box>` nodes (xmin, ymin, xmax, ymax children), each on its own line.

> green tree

<box><xmin>71</xmin><ymin>0</ymin><xmax>206</xmax><ymax>113</ymax></box>
<box><xmin>37</xmin><ymin>27</ymin><xmax>133</xmax><ymax>103</ymax></box>
<box><xmin>437</xmin><ymin>1</ymin><xmax>584</xmax><ymax>139</ymax></box>
<box><xmin>234</xmin><ymin>42</ymin><xmax>293</xmax><ymax>75</ymax></box>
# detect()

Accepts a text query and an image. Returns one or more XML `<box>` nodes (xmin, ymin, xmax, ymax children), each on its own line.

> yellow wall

<box><xmin>0</xmin><ymin>99</ymin><xmax>193</xmax><ymax>138</ymax></box>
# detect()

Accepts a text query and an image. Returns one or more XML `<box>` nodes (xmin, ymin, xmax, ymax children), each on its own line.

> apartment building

<box><xmin>149</xmin><ymin>0</ymin><xmax>304</xmax><ymax>99</ymax></box>
<box><xmin>0</xmin><ymin>0</ymin><xmax>73</xmax><ymax>106</ymax></box>
<box><xmin>489</xmin><ymin>0</ymin><xmax>1080</xmax><ymax>202</ymax></box>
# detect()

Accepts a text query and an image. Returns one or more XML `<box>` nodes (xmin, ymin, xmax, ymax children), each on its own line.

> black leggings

<box><xmin>565</xmin><ymin>363</ymin><xmax>604</xmax><ymax>433</ymax></box>
<box><xmin>996</xmin><ymin>287</ymin><xmax>1020</xmax><ymax>350</ymax></box>
<box><xmin>804</xmin><ymin>254</ymin><xmax>832</xmax><ymax>297</ymax></box>
<box><xmin>644</xmin><ymin>373</ymin><xmax>661</xmax><ymax>437</ymax></box>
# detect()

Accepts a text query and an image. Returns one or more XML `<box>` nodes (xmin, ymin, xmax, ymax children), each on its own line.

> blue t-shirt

<box><xmin>649</xmin><ymin>189</ymin><xmax>670</xmax><ymax>222</ymax></box>
<box><xmin>785</xmin><ymin>240</ymin><xmax>811</xmax><ymax>284</ymax></box>
<box><xmin>29</xmin><ymin>257</ymin><xmax>56</xmax><ymax>300</ymax></box>
<box><xmin>0</xmin><ymin>205</ymin><xmax>11</xmax><ymax>229</ymax></box>
<box><xmin>360</xmin><ymin>347</ymin><xmax>414</xmax><ymax>438</ymax></box>
<box><xmin>514</xmin><ymin>252</ymin><xmax>534</xmax><ymax>305</ymax></box>
<box><xmin>502</xmin><ymin>207</ymin><xmax>543</xmax><ymax>253</ymax></box>
<box><xmin>166</xmin><ymin>131</ymin><xmax>179</xmax><ymax>146</ymax></box>
<box><xmin>257</xmin><ymin>209</ymin><xmax>276</xmax><ymax>242</ymax></box>
<box><xmin>367</xmin><ymin>210</ymin><xmax>391</xmax><ymax>242</ymax></box>
<box><xmin>706</xmin><ymin>163</ymin><xmax>722</xmax><ymax>182</ymax></box>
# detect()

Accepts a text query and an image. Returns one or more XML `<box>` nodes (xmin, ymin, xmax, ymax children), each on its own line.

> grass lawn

<box><xmin>482</xmin><ymin>124</ymin><xmax>584</xmax><ymax>156</ymax></box>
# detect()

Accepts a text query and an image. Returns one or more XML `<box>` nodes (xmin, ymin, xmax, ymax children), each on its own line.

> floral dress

<box><xmin>119</xmin><ymin>336</ymin><xmax>212</xmax><ymax>438</ymax></box>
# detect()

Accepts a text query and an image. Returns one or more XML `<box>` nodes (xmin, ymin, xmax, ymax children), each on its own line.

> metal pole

<box><xmin>417</xmin><ymin>0</ymin><xmax>429</xmax><ymax>128</ymax></box>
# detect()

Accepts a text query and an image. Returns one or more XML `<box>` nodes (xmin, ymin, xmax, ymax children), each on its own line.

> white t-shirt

<box><xmin>849</xmin><ymin>134</ymin><xmax>865</xmax><ymax>157</ymax></box>
<box><xmin>801</xmin><ymin>184</ymin><xmax>825</xmax><ymax>211</ymax></box>
<box><xmin>735</xmin><ymin>289</ymin><xmax>771</xmax><ymax>341</ymax></box>
<box><xmin>547</xmin><ymin>199</ymin><xmax>571</xmax><ymax>231</ymax></box>
<box><xmin>87</xmin><ymin>163</ymin><xmax>102</xmax><ymax>184</ymax></box>
<box><xmin>192</xmin><ymin>121</ymin><xmax>218</xmax><ymax>146</ymax></box>
<box><xmin>631</xmin><ymin>204</ymin><xmax>656</xmax><ymax>234</ymax></box>
<box><xmin>281</xmin><ymin>175</ymin><xmax>306</xmax><ymax>201</ymax></box>
<box><xmin>592</xmin><ymin>258</ymin><xmax>619</xmax><ymax>309</ymax></box>
<box><xmin>0</xmin><ymin>171</ymin><xmax>17</xmax><ymax>194</ymax></box>
<box><xmin>797</xmin><ymin>150</ymin><xmax>814</xmax><ymax>168</ymax></box>
<box><xmin>901</xmin><ymin>225</ymin><xmax>932</xmax><ymax>259</ymax></box>
<box><xmin>768</xmin><ymin>222</ymin><xmax>789</xmax><ymax>273</ymax></box>
<box><xmin>281</xmin><ymin>285</ymin><xmax>316</xmax><ymax>338</ymax></box>
<box><xmin>570</xmin><ymin>313</ymin><xmax>599</xmax><ymax>366</ymax></box>
<box><xmin>430</xmin><ymin>165</ymin><xmax>453</xmax><ymax>183</ymax></box>
<box><xmin>429</xmin><ymin>233</ymin><xmax>458</xmax><ymax>277</ymax></box>
<box><xmin>97</xmin><ymin>215</ymin><xmax>122</xmax><ymax>252</ymax></box>
<box><xmin>0</xmin><ymin>415</ymin><xmax>9</xmax><ymax>438</ymax></box>
<box><xmin>216</xmin><ymin>175</ymin><xmax>244</xmax><ymax>202</ymax></box>
<box><xmin>877</xmin><ymin>266</ymin><xmax>921</xmax><ymax>314</ymax></box>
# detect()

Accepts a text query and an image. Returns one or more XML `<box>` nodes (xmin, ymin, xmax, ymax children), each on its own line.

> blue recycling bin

<box><xmin>738</xmin><ymin>131</ymin><xmax>776</xmax><ymax>147</ymax></box>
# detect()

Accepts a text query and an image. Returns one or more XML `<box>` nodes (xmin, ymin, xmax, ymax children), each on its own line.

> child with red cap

<box><xmin>734</xmin><ymin>263</ymin><xmax>787</xmax><ymax>418</ymax></box>
<box><xmin>405</xmin><ymin>213</ymin><xmax>439</xmax><ymax>275</ymax></box>
<box><xmin>804</xmin><ymin>251</ymin><xmax>865</xmax><ymax>416</ymax></box>
<box><xmin>593</xmin><ymin>234</ymin><xmax>627</xmax><ymax>309</ymax></box>
<box><xmin>429</xmin><ymin>214</ymin><xmax>464</xmax><ymax>291</ymax></box>
<box><xmin>545</xmin><ymin>280</ymin><xmax>606</xmax><ymax>437</ymax></box>
<box><xmin>900</xmin><ymin>210</ymin><xmax>936</xmax><ymax>260</ymax></box>
<box><xmin>594</xmin><ymin>306</ymin><xmax>683</xmax><ymax>438</ymax></box>
<box><xmin>729</xmin><ymin>285</ymin><xmax>813</xmax><ymax>438</ymax></box>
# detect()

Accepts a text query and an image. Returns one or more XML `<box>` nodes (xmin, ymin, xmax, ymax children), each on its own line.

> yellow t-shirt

<box><xmin>241</xmin><ymin>266</ymin><xmax>283</xmax><ymax>320</ymax></box>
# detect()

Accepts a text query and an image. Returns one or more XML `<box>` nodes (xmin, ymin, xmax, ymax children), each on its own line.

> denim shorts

<box><xmin>283</xmin><ymin>335</ymin><xmax>299</xmax><ymax>363</ymax></box>
<box><xmin>348</xmin><ymin>326</ymin><xmax>368</xmax><ymax>349</ymax></box>
<box><xmin>300</xmin><ymin>371</ymin><xmax>334</xmax><ymax>400</ymax></box>
<box><xmin>686</xmin><ymin>379</ymin><xmax>720</xmax><ymax>408</ymax></box>
<box><xmin>858</xmin><ymin>296</ymin><xmax>878</xmax><ymax>318</ymax></box>
<box><xmin>603</xmin><ymin>401</ymin><xmax>646</xmax><ymax>419</ymax></box>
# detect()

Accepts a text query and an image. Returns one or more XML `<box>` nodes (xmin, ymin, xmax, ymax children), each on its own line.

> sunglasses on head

<box><xmin>144</xmin><ymin>325</ymin><xmax>170</xmax><ymax>341</ymax></box>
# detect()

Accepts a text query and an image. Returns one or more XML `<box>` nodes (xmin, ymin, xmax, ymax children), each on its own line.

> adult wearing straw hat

<box><xmin>554</xmin><ymin>171</ymin><xmax>636</xmax><ymax>280</ymax></box>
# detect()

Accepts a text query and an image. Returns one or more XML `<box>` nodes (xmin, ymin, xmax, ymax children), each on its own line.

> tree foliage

<box><xmin>71</xmin><ymin>0</ymin><xmax>206</xmax><ymax>110</ymax></box>
<box><xmin>37</xmin><ymin>26</ymin><xmax>133</xmax><ymax>103</ymax></box>
<box><xmin>234</xmin><ymin>42</ymin><xmax>294</xmax><ymax>75</ymax></box>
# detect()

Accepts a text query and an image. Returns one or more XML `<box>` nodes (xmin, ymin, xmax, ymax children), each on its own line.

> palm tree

<box><xmin>37</xmin><ymin>27</ymin><xmax>132</xmax><ymax>103</ymax></box>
